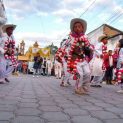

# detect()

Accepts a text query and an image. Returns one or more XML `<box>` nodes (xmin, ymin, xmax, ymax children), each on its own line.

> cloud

<box><xmin>62</xmin><ymin>0</ymin><xmax>85</xmax><ymax>9</ymax></box>
<box><xmin>3</xmin><ymin>0</ymin><xmax>88</xmax><ymax>21</ymax></box>
<box><xmin>4</xmin><ymin>0</ymin><xmax>35</xmax><ymax>20</ymax></box>
<box><xmin>95</xmin><ymin>0</ymin><xmax>123</xmax><ymax>24</ymax></box>
<box><xmin>119</xmin><ymin>18</ymin><xmax>123</xmax><ymax>23</ymax></box>
<box><xmin>95</xmin><ymin>0</ymin><xmax>114</xmax><ymax>6</ymax></box>
<box><xmin>4</xmin><ymin>0</ymin><xmax>33</xmax><ymax>12</ymax></box>
<box><xmin>98</xmin><ymin>13</ymin><xmax>111</xmax><ymax>22</ymax></box>
<box><xmin>31</xmin><ymin>0</ymin><xmax>63</xmax><ymax>12</ymax></box>
<box><xmin>114</xmin><ymin>5</ymin><xmax>123</xmax><ymax>13</ymax></box>
<box><xmin>37</xmin><ymin>12</ymin><xmax>48</xmax><ymax>17</ymax></box>
<box><xmin>53</xmin><ymin>9</ymin><xmax>75</xmax><ymax>19</ymax></box>
<box><xmin>3</xmin><ymin>0</ymin><xmax>123</xmax><ymax>48</ymax></box>
<box><xmin>14</xmin><ymin>29</ymin><xmax>66</xmax><ymax>51</ymax></box>
<box><xmin>7</xmin><ymin>11</ymin><xmax>25</xmax><ymax>21</ymax></box>
<box><xmin>4</xmin><ymin>0</ymin><xmax>123</xmax><ymax>20</ymax></box>
<box><xmin>54</xmin><ymin>18</ymin><xmax>64</xmax><ymax>24</ymax></box>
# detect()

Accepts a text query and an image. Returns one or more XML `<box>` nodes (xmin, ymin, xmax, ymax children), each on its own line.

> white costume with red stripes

<box><xmin>3</xmin><ymin>33</ymin><xmax>18</xmax><ymax>67</ymax></box>
<box><xmin>116</xmin><ymin>48</ymin><xmax>123</xmax><ymax>84</ymax></box>
<box><xmin>66</xmin><ymin>33</ymin><xmax>94</xmax><ymax>90</ymax></box>
<box><xmin>0</xmin><ymin>1</ymin><xmax>13</xmax><ymax>82</ymax></box>
<box><xmin>55</xmin><ymin>39</ymin><xmax>72</xmax><ymax>85</ymax></box>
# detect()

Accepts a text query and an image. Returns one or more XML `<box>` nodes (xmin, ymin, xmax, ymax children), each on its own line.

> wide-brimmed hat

<box><xmin>70</xmin><ymin>18</ymin><xmax>87</xmax><ymax>33</ymax></box>
<box><xmin>2</xmin><ymin>24</ymin><xmax>16</xmax><ymax>32</ymax></box>
<box><xmin>98</xmin><ymin>35</ymin><xmax>108</xmax><ymax>42</ymax></box>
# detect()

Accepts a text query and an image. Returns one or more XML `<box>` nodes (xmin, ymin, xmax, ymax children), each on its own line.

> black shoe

<box><xmin>0</xmin><ymin>81</ymin><xmax>5</xmax><ymax>84</ymax></box>
<box><xmin>96</xmin><ymin>85</ymin><xmax>102</xmax><ymax>87</ymax></box>
<box><xmin>67</xmin><ymin>82</ymin><xmax>71</xmax><ymax>85</ymax></box>
<box><xmin>91</xmin><ymin>85</ymin><xmax>102</xmax><ymax>87</ymax></box>
<box><xmin>5</xmin><ymin>78</ymin><xmax>10</xmax><ymax>82</ymax></box>
<box><xmin>90</xmin><ymin>85</ymin><xmax>96</xmax><ymax>87</ymax></box>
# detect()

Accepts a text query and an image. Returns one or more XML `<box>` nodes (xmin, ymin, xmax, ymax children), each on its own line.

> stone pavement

<box><xmin>0</xmin><ymin>74</ymin><xmax>123</xmax><ymax>123</ymax></box>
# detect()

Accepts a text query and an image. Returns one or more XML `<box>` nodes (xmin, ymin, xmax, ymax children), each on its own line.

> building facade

<box><xmin>87</xmin><ymin>24</ymin><xmax>123</xmax><ymax>50</ymax></box>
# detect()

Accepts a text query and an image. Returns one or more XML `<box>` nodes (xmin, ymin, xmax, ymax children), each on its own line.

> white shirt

<box><xmin>109</xmin><ymin>56</ymin><xmax>113</xmax><ymax>66</ymax></box>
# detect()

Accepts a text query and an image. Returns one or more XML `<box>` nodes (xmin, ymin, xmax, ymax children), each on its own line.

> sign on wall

<box><xmin>32</xmin><ymin>48</ymin><xmax>39</xmax><ymax>53</ymax></box>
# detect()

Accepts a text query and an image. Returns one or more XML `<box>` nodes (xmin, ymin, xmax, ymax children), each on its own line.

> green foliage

<box><xmin>45</xmin><ymin>43</ymin><xmax>58</xmax><ymax>55</ymax></box>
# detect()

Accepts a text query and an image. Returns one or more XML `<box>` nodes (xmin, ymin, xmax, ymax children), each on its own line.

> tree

<box><xmin>45</xmin><ymin>43</ymin><xmax>58</xmax><ymax>55</ymax></box>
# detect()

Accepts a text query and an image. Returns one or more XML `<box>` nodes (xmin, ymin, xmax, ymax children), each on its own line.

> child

<box><xmin>66</xmin><ymin>18</ymin><xmax>94</xmax><ymax>94</ymax></box>
<box><xmin>55</xmin><ymin>39</ymin><xmax>71</xmax><ymax>87</ymax></box>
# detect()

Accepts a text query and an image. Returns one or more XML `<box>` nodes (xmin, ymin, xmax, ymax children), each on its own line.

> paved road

<box><xmin>0</xmin><ymin>74</ymin><xmax>123</xmax><ymax>123</ymax></box>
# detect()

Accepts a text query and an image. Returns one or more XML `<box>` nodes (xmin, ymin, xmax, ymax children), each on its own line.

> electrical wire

<box><xmin>79</xmin><ymin>0</ymin><xmax>97</xmax><ymax>17</ymax></box>
<box><xmin>60</xmin><ymin>0</ymin><xmax>98</xmax><ymax>41</ymax></box>
<box><xmin>108</xmin><ymin>12</ymin><xmax>123</xmax><ymax>24</ymax></box>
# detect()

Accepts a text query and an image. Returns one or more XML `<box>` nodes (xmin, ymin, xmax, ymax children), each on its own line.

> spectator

<box><xmin>42</xmin><ymin>58</ymin><xmax>47</xmax><ymax>76</ymax></box>
<box><xmin>33</xmin><ymin>53</ymin><xmax>41</xmax><ymax>77</ymax></box>
<box><xmin>22</xmin><ymin>61</ymin><xmax>28</xmax><ymax>74</ymax></box>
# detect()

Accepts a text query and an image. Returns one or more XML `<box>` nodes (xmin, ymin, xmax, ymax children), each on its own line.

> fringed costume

<box><xmin>66</xmin><ymin>33</ymin><xmax>93</xmax><ymax>92</ymax></box>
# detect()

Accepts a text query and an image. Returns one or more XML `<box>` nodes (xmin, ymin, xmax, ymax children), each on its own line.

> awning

<box><xmin>18</xmin><ymin>56</ymin><xmax>29</xmax><ymax>61</ymax></box>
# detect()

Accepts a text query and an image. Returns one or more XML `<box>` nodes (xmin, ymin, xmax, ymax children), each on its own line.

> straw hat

<box><xmin>98</xmin><ymin>35</ymin><xmax>108</xmax><ymax>42</ymax></box>
<box><xmin>2</xmin><ymin>24</ymin><xmax>16</xmax><ymax>32</ymax></box>
<box><xmin>70</xmin><ymin>18</ymin><xmax>87</xmax><ymax>33</ymax></box>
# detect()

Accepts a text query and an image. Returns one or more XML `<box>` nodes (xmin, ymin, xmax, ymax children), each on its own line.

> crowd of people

<box><xmin>1</xmin><ymin>0</ymin><xmax>123</xmax><ymax>95</ymax></box>
<box><xmin>55</xmin><ymin>18</ymin><xmax>123</xmax><ymax>95</ymax></box>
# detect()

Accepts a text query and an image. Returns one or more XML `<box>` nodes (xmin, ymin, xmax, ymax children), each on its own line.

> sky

<box><xmin>3</xmin><ymin>0</ymin><xmax>123</xmax><ymax>51</ymax></box>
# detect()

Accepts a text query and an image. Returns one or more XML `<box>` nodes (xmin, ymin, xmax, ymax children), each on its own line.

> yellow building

<box><xmin>18</xmin><ymin>41</ymin><xmax>51</xmax><ymax>61</ymax></box>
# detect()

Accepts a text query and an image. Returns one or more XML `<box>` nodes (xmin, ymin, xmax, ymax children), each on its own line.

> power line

<box><xmin>79</xmin><ymin>0</ymin><xmax>97</xmax><ymax>17</ymax></box>
<box><xmin>60</xmin><ymin>0</ymin><xmax>97</xmax><ymax>41</ymax></box>
<box><xmin>108</xmin><ymin>12</ymin><xmax>123</xmax><ymax>24</ymax></box>
<box><xmin>105</xmin><ymin>10</ymin><xmax>120</xmax><ymax>23</ymax></box>
<box><xmin>87</xmin><ymin>8</ymin><xmax>123</xmax><ymax>38</ymax></box>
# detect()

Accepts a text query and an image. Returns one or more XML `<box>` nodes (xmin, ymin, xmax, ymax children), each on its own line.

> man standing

<box><xmin>33</xmin><ymin>53</ymin><xmax>42</xmax><ymax>77</ymax></box>
<box><xmin>46</xmin><ymin>58</ymin><xmax>52</xmax><ymax>76</ymax></box>
<box><xmin>2</xmin><ymin>24</ymin><xmax>17</xmax><ymax>82</ymax></box>
<box><xmin>0</xmin><ymin>0</ymin><xmax>7</xmax><ymax>83</ymax></box>
<box><xmin>90</xmin><ymin>35</ymin><xmax>108</xmax><ymax>87</ymax></box>
<box><xmin>42</xmin><ymin>58</ymin><xmax>47</xmax><ymax>76</ymax></box>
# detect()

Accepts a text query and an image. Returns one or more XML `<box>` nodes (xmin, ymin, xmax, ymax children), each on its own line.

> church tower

<box><xmin>20</xmin><ymin>40</ymin><xmax>25</xmax><ymax>55</ymax></box>
<box><xmin>33</xmin><ymin>41</ymin><xmax>39</xmax><ymax>48</ymax></box>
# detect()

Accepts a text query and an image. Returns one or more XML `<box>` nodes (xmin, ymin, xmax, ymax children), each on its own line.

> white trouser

<box><xmin>91</xmin><ymin>72</ymin><xmax>105</xmax><ymax>85</ymax></box>
<box><xmin>56</xmin><ymin>69</ymin><xmax>62</xmax><ymax>78</ymax></box>
<box><xmin>33</xmin><ymin>69</ymin><xmax>40</xmax><ymax>75</ymax></box>
<box><xmin>55</xmin><ymin>63</ymin><xmax>62</xmax><ymax>78</ymax></box>
<box><xmin>62</xmin><ymin>64</ymin><xmax>71</xmax><ymax>83</ymax></box>
<box><xmin>90</xmin><ymin>57</ymin><xmax>104</xmax><ymax>85</ymax></box>
<box><xmin>76</xmin><ymin>61</ymin><xmax>91</xmax><ymax>89</ymax></box>
<box><xmin>1</xmin><ymin>59</ymin><xmax>14</xmax><ymax>78</ymax></box>
<box><xmin>47</xmin><ymin>68</ymin><xmax>52</xmax><ymax>75</ymax></box>
<box><xmin>91</xmin><ymin>76</ymin><xmax>104</xmax><ymax>85</ymax></box>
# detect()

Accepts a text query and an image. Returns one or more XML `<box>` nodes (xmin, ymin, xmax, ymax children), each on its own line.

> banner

<box><xmin>39</xmin><ymin>48</ymin><xmax>50</xmax><ymax>57</ymax></box>
<box><xmin>32</xmin><ymin>48</ymin><xmax>39</xmax><ymax>53</ymax></box>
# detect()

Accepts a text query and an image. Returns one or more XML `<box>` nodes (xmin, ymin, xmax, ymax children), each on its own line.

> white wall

<box><xmin>107</xmin><ymin>35</ymin><xmax>122</xmax><ymax>51</ymax></box>
<box><xmin>87</xmin><ymin>26</ymin><xmax>104</xmax><ymax>45</ymax></box>
<box><xmin>87</xmin><ymin>26</ymin><xmax>123</xmax><ymax>52</ymax></box>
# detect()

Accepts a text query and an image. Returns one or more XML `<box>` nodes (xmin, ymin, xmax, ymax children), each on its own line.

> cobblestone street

<box><xmin>0</xmin><ymin>74</ymin><xmax>123</xmax><ymax>123</ymax></box>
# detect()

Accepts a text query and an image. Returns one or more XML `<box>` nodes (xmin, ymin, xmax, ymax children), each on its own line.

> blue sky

<box><xmin>3</xmin><ymin>0</ymin><xmax>123</xmax><ymax>50</ymax></box>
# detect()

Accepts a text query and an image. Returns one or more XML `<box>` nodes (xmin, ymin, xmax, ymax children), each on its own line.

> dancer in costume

<box><xmin>1</xmin><ymin>24</ymin><xmax>18</xmax><ymax>82</ymax></box>
<box><xmin>0</xmin><ymin>0</ymin><xmax>8</xmax><ymax>83</ymax></box>
<box><xmin>66</xmin><ymin>18</ymin><xmax>94</xmax><ymax>94</ymax></box>
<box><xmin>55</xmin><ymin>39</ymin><xmax>71</xmax><ymax>87</ymax></box>
<box><xmin>90</xmin><ymin>35</ymin><xmax>108</xmax><ymax>87</ymax></box>
<box><xmin>116</xmin><ymin>39</ymin><xmax>123</xmax><ymax>93</ymax></box>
